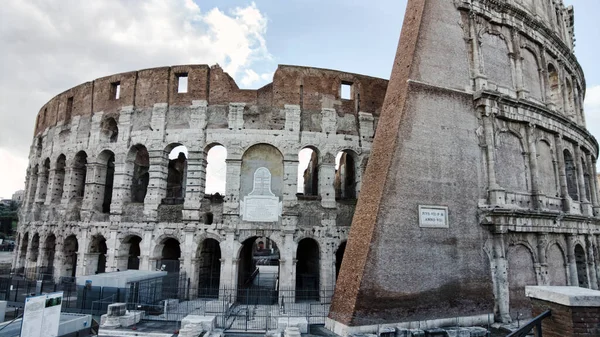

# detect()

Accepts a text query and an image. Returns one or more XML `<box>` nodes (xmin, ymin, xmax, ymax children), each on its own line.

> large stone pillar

<box><xmin>586</xmin><ymin>236</ymin><xmax>598</xmax><ymax>290</ymax></box>
<box><xmin>574</xmin><ymin>145</ymin><xmax>592</xmax><ymax>215</ymax></box>
<box><xmin>536</xmin><ymin>233</ymin><xmax>549</xmax><ymax>286</ymax></box>
<box><xmin>319</xmin><ymin>154</ymin><xmax>336</xmax><ymax>209</ymax></box>
<box><xmin>283</xmin><ymin>156</ymin><xmax>299</xmax><ymax>210</ymax></box>
<box><xmin>140</xmin><ymin>229</ymin><xmax>154</xmax><ymax>271</ymax></box>
<box><xmin>109</xmin><ymin>153</ymin><xmax>130</xmax><ymax>219</ymax></box>
<box><xmin>106</xmin><ymin>226</ymin><xmax>119</xmax><ymax>272</ymax></box>
<box><xmin>493</xmin><ymin>233</ymin><xmax>510</xmax><ymax>323</ymax></box>
<box><xmin>587</xmin><ymin>155</ymin><xmax>600</xmax><ymax>217</ymax></box>
<box><xmin>224</xmin><ymin>158</ymin><xmax>242</xmax><ymax>215</ymax></box>
<box><xmin>527</xmin><ymin>124</ymin><xmax>541</xmax><ymax>209</ymax></box>
<box><xmin>183</xmin><ymin>150</ymin><xmax>206</xmax><ymax>221</ymax></box>
<box><xmin>555</xmin><ymin>135</ymin><xmax>571</xmax><ymax>211</ymax></box>
<box><xmin>144</xmin><ymin>149</ymin><xmax>168</xmax><ymax>221</ymax></box>
<box><xmin>278</xmin><ymin>230</ymin><xmax>296</xmax><ymax>303</ymax></box>
<box><xmin>566</xmin><ymin>235</ymin><xmax>579</xmax><ymax>286</ymax></box>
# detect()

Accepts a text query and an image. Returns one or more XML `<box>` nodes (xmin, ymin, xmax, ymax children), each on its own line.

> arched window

<box><xmin>574</xmin><ymin>244</ymin><xmax>588</xmax><ymax>288</ymax></box>
<box><xmin>563</xmin><ymin>150</ymin><xmax>578</xmax><ymax>200</ymax></box>
<box><xmin>205</xmin><ymin>145</ymin><xmax>227</xmax><ymax>195</ymax></box>
<box><xmin>53</xmin><ymin>155</ymin><xmax>66</xmax><ymax>202</ymax></box>
<box><xmin>298</xmin><ymin>147</ymin><xmax>319</xmax><ymax>197</ymax></box>
<box><xmin>547</xmin><ymin>64</ymin><xmax>561</xmax><ymax>110</ymax></box>
<box><xmin>296</xmin><ymin>238</ymin><xmax>320</xmax><ymax>302</ymax></box>
<box><xmin>89</xmin><ymin>235</ymin><xmax>107</xmax><ymax>274</ymax></box>
<box><xmin>101</xmin><ymin>117</ymin><xmax>119</xmax><ymax>143</ymax></box>
<box><xmin>334</xmin><ymin>150</ymin><xmax>357</xmax><ymax>200</ymax></box>
<box><xmin>72</xmin><ymin>151</ymin><xmax>88</xmax><ymax>198</ymax></box>
<box><xmin>129</xmin><ymin>145</ymin><xmax>149</xmax><ymax>203</ymax></box>
<box><xmin>164</xmin><ymin>145</ymin><xmax>188</xmax><ymax>203</ymax></box>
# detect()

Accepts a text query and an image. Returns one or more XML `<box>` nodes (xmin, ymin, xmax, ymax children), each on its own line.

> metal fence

<box><xmin>0</xmin><ymin>269</ymin><xmax>333</xmax><ymax>333</ymax></box>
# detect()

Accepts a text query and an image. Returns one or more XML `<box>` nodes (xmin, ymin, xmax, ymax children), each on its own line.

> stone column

<box><xmin>182</xmin><ymin>226</ymin><xmax>196</xmax><ymax>287</ymax></box>
<box><xmin>492</xmin><ymin>232</ymin><xmax>510</xmax><ymax>323</ymax></box>
<box><xmin>140</xmin><ymin>229</ymin><xmax>154</xmax><ymax>271</ymax></box>
<box><xmin>566</xmin><ymin>235</ymin><xmax>578</xmax><ymax>286</ymax></box>
<box><xmin>219</xmin><ymin>229</ymin><xmax>238</xmax><ymax>290</ymax></box>
<box><xmin>587</xmin><ymin>155</ymin><xmax>600</xmax><ymax>217</ymax></box>
<box><xmin>52</xmin><ymin>245</ymin><xmax>63</xmax><ymax>282</ymax></box>
<box><xmin>77</xmin><ymin>227</ymin><xmax>89</xmax><ymax>277</ymax></box>
<box><xmin>81</xmin><ymin>161</ymin><xmax>108</xmax><ymax>220</ymax></box>
<box><xmin>23</xmin><ymin>168</ymin><xmax>36</xmax><ymax>213</ymax></box>
<box><xmin>536</xmin><ymin>233</ymin><xmax>549</xmax><ymax>285</ymax></box>
<box><xmin>574</xmin><ymin>145</ymin><xmax>592</xmax><ymax>215</ymax></box>
<box><xmin>144</xmin><ymin>149</ymin><xmax>168</xmax><ymax>221</ymax></box>
<box><xmin>585</xmin><ymin>236</ymin><xmax>598</xmax><ymax>290</ymax></box>
<box><xmin>106</xmin><ymin>226</ymin><xmax>119</xmax><ymax>272</ymax></box>
<box><xmin>279</xmin><ymin>230</ymin><xmax>296</xmax><ymax>303</ymax></box>
<box><xmin>320</xmin><ymin>240</ymin><xmax>334</xmax><ymax>303</ymax></box>
<box><xmin>282</xmin><ymin>156</ymin><xmax>299</xmax><ymax>210</ymax></box>
<box><xmin>527</xmin><ymin>125</ymin><xmax>541</xmax><ymax>209</ymax></box>
<box><xmin>109</xmin><ymin>153</ymin><xmax>130</xmax><ymax>219</ymax></box>
<box><xmin>555</xmin><ymin>135</ymin><xmax>571</xmax><ymax>212</ymax></box>
<box><xmin>183</xmin><ymin>150</ymin><xmax>206</xmax><ymax>221</ymax></box>
<box><xmin>44</xmin><ymin>166</ymin><xmax>58</xmax><ymax>206</ymax></box>
<box><xmin>319</xmin><ymin>153</ymin><xmax>336</xmax><ymax>209</ymax></box>
<box><xmin>469</xmin><ymin>16</ymin><xmax>487</xmax><ymax>90</ymax></box>
<box><xmin>224</xmin><ymin>158</ymin><xmax>242</xmax><ymax>215</ymax></box>
<box><xmin>481</xmin><ymin>104</ymin><xmax>504</xmax><ymax>205</ymax></box>
<box><xmin>35</xmin><ymin>164</ymin><xmax>49</xmax><ymax>204</ymax></box>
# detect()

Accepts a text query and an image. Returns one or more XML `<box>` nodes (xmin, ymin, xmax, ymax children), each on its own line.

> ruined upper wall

<box><xmin>33</xmin><ymin>64</ymin><xmax>389</xmax><ymax>135</ymax></box>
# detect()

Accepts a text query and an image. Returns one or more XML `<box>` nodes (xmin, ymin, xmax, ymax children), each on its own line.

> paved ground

<box><xmin>0</xmin><ymin>250</ymin><xmax>14</xmax><ymax>268</ymax></box>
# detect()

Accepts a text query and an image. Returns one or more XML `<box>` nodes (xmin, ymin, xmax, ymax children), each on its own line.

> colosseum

<box><xmin>12</xmin><ymin>0</ymin><xmax>600</xmax><ymax>331</ymax></box>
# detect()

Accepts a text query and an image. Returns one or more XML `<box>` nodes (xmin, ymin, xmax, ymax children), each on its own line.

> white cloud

<box><xmin>0</xmin><ymin>0</ymin><xmax>275</xmax><ymax>198</ymax></box>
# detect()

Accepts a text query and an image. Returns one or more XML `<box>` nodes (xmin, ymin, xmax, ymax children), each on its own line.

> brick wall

<box><xmin>531</xmin><ymin>298</ymin><xmax>600</xmax><ymax>337</ymax></box>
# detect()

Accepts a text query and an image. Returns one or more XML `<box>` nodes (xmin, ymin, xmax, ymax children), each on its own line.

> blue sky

<box><xmin>0</xmin><ymin>0</ymin><xmax>597</xmax><ymax>198</ymax></box>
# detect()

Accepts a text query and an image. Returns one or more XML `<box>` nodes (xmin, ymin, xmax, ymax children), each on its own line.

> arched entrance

<box><xmin>159</xmin><ymin>238</ymin><xmax>181</xmax><ymax>273</ymax></box>
<box><xmin>197</xmin><ymin>238</ymin><xmax>221</xmax><ymax>298</ymax></box>
<box><xmin>335</xmin><ymin>241</ymin><xmax>347</xmax><ymax>281</ymax></box>
<box><xmin>127</xmin><ymin>236</ymin><xmax>142</xmax><ymax>270</ymax></box>
<box><xmin>575</xmin><ymin>244</ymin><xmax>588</xmax><ymax>288</ymax></box>
<box><xmin>18</xmin><ymin>232</ymin><xmax>29</xmax><ymax>272</ymax></box>
<box><xmin>63</xmin><ymin>235</ymin><xmax>78</xmax><ymax>278</ymax></box>
<box><xmin>43</xmin><ymin>235</ymin><xmax>56</xmax><ymax>278</ymax></box>
<box><xmin>237</xmin><ymin>237</ymin><xmax>280</xmax><ymax>304</ymax></box>
<box><xmin>296</xmin><ymin>238</ymin><xmax>320</xmax><ymax>302</ymax></box>
<box><xmin>89</xmin><ymin>235</ymin><xmax>108</xmax><ymax>274</ymax></box>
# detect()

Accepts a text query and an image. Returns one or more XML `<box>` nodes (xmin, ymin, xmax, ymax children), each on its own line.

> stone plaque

<box><xmin>241</xmin><ymin>167</ymin><xmax>282</xmax><ymax>222</ymax></box>
<box><xmin>418</xmin><ymin>205</ymin><xmax>448</xmax><ymax>228</ymax></box>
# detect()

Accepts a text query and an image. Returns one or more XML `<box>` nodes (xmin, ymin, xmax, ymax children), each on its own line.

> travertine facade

<box><xmin>328</xmin><ymin>0</ymin><xmax>600</xmax><ymax>332</ymax></box>
<box><xmin>13</xmin><ymin>0</ymin><xmax>600</xmax><ymax>330</ymax></box>
<box><xmin>13</xmin><ymin>64</ymin><xmax>387</xmax><ymax>300</ymax></box>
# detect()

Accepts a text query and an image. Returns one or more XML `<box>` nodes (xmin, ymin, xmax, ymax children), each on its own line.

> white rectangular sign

<box><xmin>20</xmin><ymin>292</ymin><xmax>63</xmax><ymax>337</ymax></box>
<box><xmin>418</xmin><ymin>205</ymin><xmax>448</xmax><ymax>228</ymax></box>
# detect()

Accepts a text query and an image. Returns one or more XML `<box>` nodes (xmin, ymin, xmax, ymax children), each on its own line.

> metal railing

<box><xmin>507</xmin><ymin>310</ymin><xmax>551</xmax><ymax>337</ymax></box>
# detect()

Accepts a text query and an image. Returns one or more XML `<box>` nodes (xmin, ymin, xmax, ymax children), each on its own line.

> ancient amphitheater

<box><xmin>13</xmin><ymin>0</ymin><xmax>600</xmax><ymax>329</ymax></box>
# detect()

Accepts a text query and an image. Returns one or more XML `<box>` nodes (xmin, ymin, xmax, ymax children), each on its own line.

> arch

<box><xmin>547</xmin><ymin>63</ymin><xmax>561</xmax><ymax>110</ymax></box>
<box><xmin>43</xmin><ymin>234</ymin><xmax>56</xmax><ymax>278</ymax></box>
<box><xmin>335</xmin><ymin>150</ymin><xmax>358</xmax><ymax>199</ymax></box>
<box><xmin>565</xmin><ymin>78</ymin><xmax>575</xmax><ymax>119</ymax></box>
<box><xmin>121</xmin><ymin>235</ymin><xmax>142</xmax><ymax>270</ymax></box>
<box><xmin>495</xmin><ymin>131</ymin><xmax>528</xmax><ymax>192</ymax></box>
<box><xmin>19</xmin><ymin>232</ymin><xmax>29</xmax><ymax>270</ymax></box>
<box><xmin>240</xmin><ymin>144</ymin><xmax>284</xmax><ymax>200</ymax></box>
<box><xmin>53</xmin><ymin>154</ymin><xmax>66</xmax><ymax>202</ymax></box>
<box><xmin>507</xmin><ymin>244</ymin><xmax>537</xmax><ymax>320</ymax></box>
<box><xmin>563</xmin><ymin>149</ymin><xmax>578</xmax><ymax>200</ymax></box>
<box><xmin>62</xmin><ymin>235</ymin><xmax>78</xmax><ymax>278</ymax></box>
<box><xmin>521</xmin><ymin>47</ymin><xmax>542</xmax><ymax>100</ymax></box>
<box><xmin>298</xmin><ymin>147</ymin><xmax>319</xmax><ymax>196</ymax></box>
<box><xmin>164</xmin><ymin>144</ymin><xmax>188</xmax><ymax>203</ymax></box>
<box><xmin>296</xmin><ymin>238</ymin><xmax>320</xmax><ymax>302</ymax></box>
<box><xmin>158</xmin><ymin>238</ymin><xmax>181</xmax><ymax>273</ymax></box>
<box><xmin>72</xmin><ymin>151</ymin><xmax>88</xmax><ymax>198</ymax></box>
<box><xmin>96</xmin><ymin>150</ymin><xmax>116</xmax><ymax>213</ymax></box>
<box><xmin>197</xmin><ymin>238</ymin><xmax>221</xmax><ymax>298</ymax></box>
<box><xmin>237</xmin><ymin>236</ymin><xmax>280</xmax><ymax>304</ymax></box>
<box><xmin>205</xmin><ymin>144</ymin><xmax>227</xmax><ymax>195</ymax></box>
<box><xmin>128</xmin><ymin>144</ymin><xmax>150</xmax><ymax>203</ymax></box>
<box><xmin>547</xmin><ymin>243</ymin><xmax>567</xmax><ymax>286</ymax></box>
<box><xmin>481</xmin><ymin>32</ymin><xmax>513</xmax><ymax>89</ymax></box>
<box><xmin>575</xmin><ymin>244</ymin><xmax>588</xmax><ymax>288</ymax></box>
<box><xmin>39</xmin><ymin>158</ymin><xmax>51</xmax><ymax>201</ymax></box>
<box><xmin>89</xmin><ymin>235</ymin><xmax>108</xmax><ymax>274</ymax></box>
<box><xmin>101</xmin><ymin>117</ymin><xmax>118</xmax><ymax>143</ymax></box>
<box><xmin>335</xmin><ymin>241</ymin><xmax>347</xmax><ymax>282</ymax></box>
<box><xmin>581</xmin><ymin>157</ymin><xmax>591</xmax><ymax>202</ymax></box>
<box><xmin>537</xmin><ymin>140</ymin><xmax>558</xmax><ymax>197</ymax></box>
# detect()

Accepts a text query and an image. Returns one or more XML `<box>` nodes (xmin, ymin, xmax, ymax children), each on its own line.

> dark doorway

<box><xmin>90</xmin><ymin>236</ymin><xmax>108</xmax><ymax>274</ymax></box>
<box><xmin>102</xmin><ymin>153</ymin><xmax>115</xmax><ymax>213</ymax></box>
<box><xmin>296</xmin><ymin>238</ymin><xmax>320</xmax><ymax>302</ymax></box>
<box><xmin>160</xmin><ymin>238</ymin><xmax>181</xmax><ymax>273</ymax></box>
<box><xmin>197</xmin><ymin>239</ymin><xmax>221</xmax><ymax>298</ymax></box>
<box><xmin>63</xmin><ymin>235</ymin><xmax>78</xmax><ymax>278</ymax></box>
<box><xmin>237</xmin><ymin>237</ymin><xmax>279</xmax><ymax>304</ymax></box>
<box><xmin>575</xmin><ymin>244</ymin><xmax>588</xmax><ymax>288</ymax></box>
<box><xmin>127</xmin><ymin>236</ymin><xmax>142</xmax><ymax>270</ymax></box>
